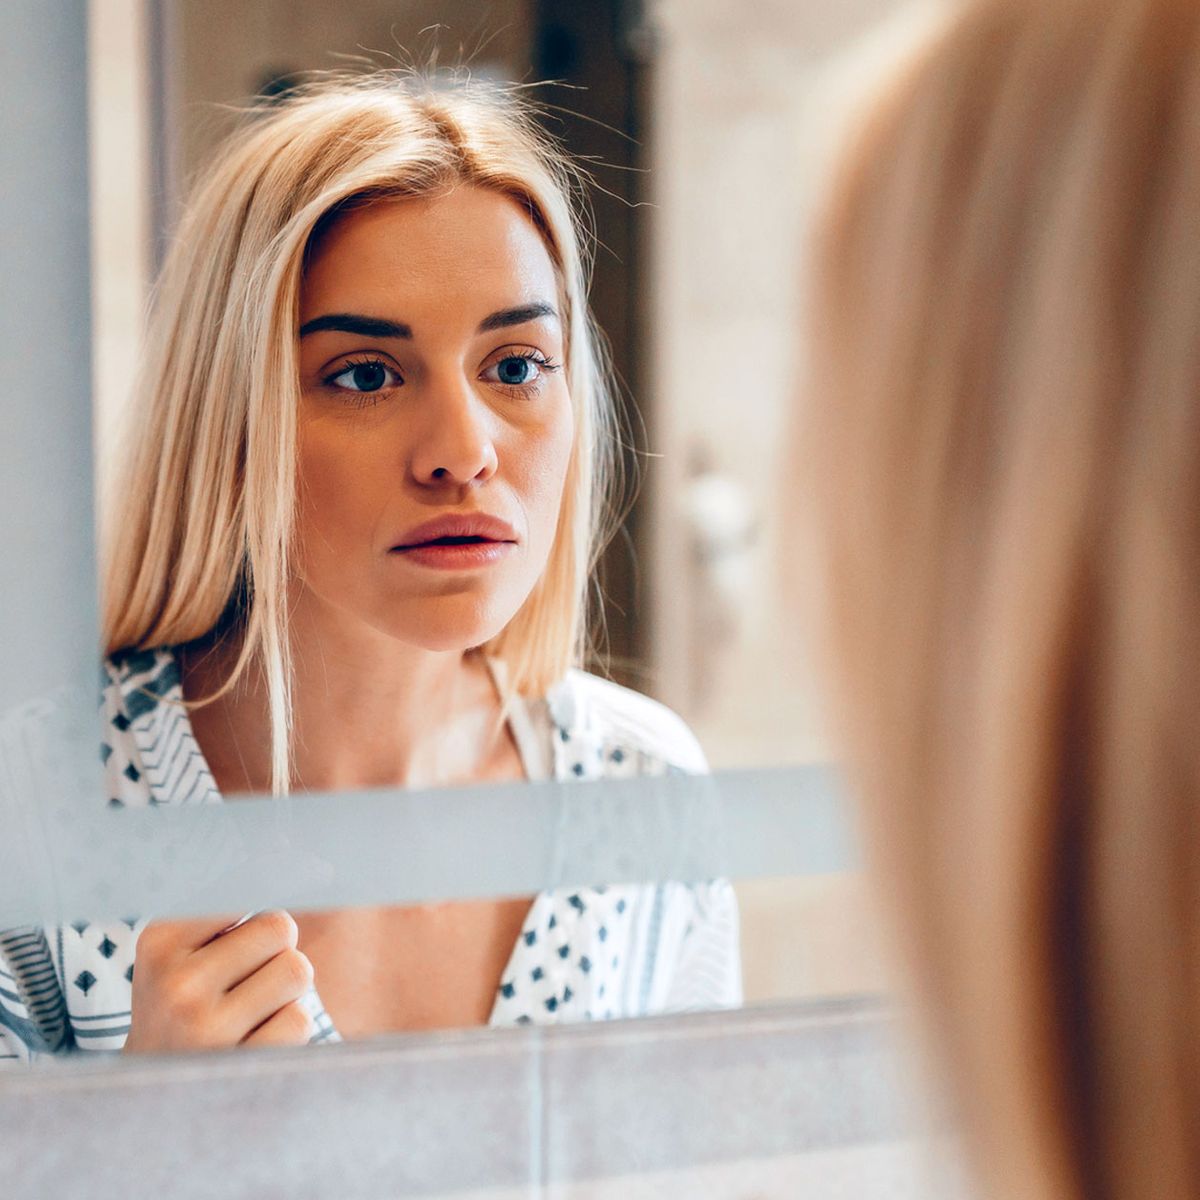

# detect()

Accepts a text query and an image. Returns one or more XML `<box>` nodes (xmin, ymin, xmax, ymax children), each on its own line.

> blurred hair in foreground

<box><xmin>808</xmin><ymin>0</ymin><xmax>1200</xmax><ymax>1197</ymax></box>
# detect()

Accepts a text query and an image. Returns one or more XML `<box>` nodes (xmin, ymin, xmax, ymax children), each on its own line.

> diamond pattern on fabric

<box><xmin>0</xmin><ymin>647</ymin><xmax>741</xmax><ymax>1063</ymax></box>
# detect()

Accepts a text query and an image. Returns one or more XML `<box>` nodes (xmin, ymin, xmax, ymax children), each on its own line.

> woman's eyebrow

<box><xmin>298</xmin><ymin>313</ymin><xmax>413</xmax><ymax>339</ymax></box>
<box><xmin>476</xmin><ymin>302</ymin><xmax>559</xmax><ymax>333</ymax></box>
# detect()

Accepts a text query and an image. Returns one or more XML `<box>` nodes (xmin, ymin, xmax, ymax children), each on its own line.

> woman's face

<box><xmin>295</xmin><ymin>186</ymin><xmax>575</xmax><ymax>652</ymax></box>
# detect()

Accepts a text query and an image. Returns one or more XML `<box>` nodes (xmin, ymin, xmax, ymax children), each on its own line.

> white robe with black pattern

<box><xmin>0</xmin><ymin>649</ymin><xmax>741</xmax><ymax>1063</ymax></box>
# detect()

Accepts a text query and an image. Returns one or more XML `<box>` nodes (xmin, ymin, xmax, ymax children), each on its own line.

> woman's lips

<box><xmin>391</xmin><ymin>539</ymin><xmax>514</xmax><ymax>570</ymax></box>
<box><xmin>389</xmin><ymin>513</ymin><xmax>518</xmax><ymax>570</ymax></box>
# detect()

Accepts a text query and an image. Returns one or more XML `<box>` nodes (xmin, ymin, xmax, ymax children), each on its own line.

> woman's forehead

<box><xmin>300</xmin><ymin>187</ymin><xmax>561</xmax><ymax>331</ymax></box>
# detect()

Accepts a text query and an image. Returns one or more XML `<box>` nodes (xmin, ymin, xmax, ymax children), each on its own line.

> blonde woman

<box><xmin>809</xmin><ymin>0</ymin><xmax>1200</xmax><ymax>1197</ymax></box>
<box><xmin>0</xmin><ymin>77</ymin><xmax>740</xmax><ymax>1063</ymax></box>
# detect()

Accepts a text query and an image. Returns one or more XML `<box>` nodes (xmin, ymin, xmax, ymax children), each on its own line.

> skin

<box><xmin>124</xmin><ymin>911</ymin><xmax>315</xmax><ymax>1052</ymax></box>
<box><xmin>125</xmin><ymin>186</ymin><xmax>576</xmax><ymax>1051</ymax></box>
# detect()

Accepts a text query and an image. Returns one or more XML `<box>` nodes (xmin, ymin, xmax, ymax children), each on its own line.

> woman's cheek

<box><xmin>295</xmin><ymin>427</ymin><xmax>369</xmax><ymax>570</ymax></box>
<box><xmin>523</xmin><ymin>413</ymin><xmax>575</xmax><ymax>546</ymax></box>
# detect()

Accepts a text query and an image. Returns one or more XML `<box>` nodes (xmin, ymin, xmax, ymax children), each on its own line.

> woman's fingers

<box><xmin>224</xmin><ymin>945</ymin><xmax>315</xmax><ymax>1034</ymax></box>
<box><xmin>135</xmin><ymin>913</ymin><xmax>245</xmax><ymax>965</ymax></box>
<box><xmin>192</xmin><ymin>910</ymin><xmax>300</xmax><ymax>993</ymax></box>
<box><xmin>124</xmin><ymin>910</ymin><xmax>309</xmax><ymax>1053</ymax></box>
<box><xmin>241</xmin><ymin>999</ymin><xmax>315</xmax><ymax>1047</ymax></box>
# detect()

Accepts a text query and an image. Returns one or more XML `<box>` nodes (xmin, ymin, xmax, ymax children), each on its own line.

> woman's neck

<box><xmin>180</xmin><ymin>598</ymin><xmax>521</xmax><ymax>796</ymax></box>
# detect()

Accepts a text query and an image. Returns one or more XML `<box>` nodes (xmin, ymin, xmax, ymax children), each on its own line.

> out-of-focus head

<box><xmin>809</xmin><ymin>0</ymin><xmax>1200</xmax><ymax>1196</ymax></box>
<box><xmin>102</xmin><ymin>75</ymin><xmax>617</xmax><ymax>791</ymax></box>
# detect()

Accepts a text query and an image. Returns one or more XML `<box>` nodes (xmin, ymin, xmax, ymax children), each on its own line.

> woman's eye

<box><xmin>484</xmin><ymin>355</ymin><xmax>548</xmax><ymax>387</ymax></box>
<box><xmin>327</xmin><ymin>360</ymin><xmax>400</xmax><ymax>392</ymax></box>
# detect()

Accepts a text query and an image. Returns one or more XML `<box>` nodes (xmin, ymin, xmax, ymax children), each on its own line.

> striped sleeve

<box><xmin>0</xmin><ymin>950</ymin><xmax>32</xmax><ymax>1066</ymax></box>
<box><xmin>0</xmin><ymin>927</ymin><xmax>70</xmax><ymax>1065</ymax></box>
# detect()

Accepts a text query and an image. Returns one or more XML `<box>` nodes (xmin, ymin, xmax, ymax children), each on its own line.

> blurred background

<box><xmin>89</xmin><ymin>0</ymin><xmax>952</xmax><ymax>1007</ymax></box>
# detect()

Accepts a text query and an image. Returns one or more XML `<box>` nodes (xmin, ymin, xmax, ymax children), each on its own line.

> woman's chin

<box><xmin>371</xmin><ymin>607</ymin><xmax>516</xmax><ymax>655</ymax></box>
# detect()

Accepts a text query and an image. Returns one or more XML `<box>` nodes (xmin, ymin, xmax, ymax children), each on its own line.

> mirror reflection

<box><xmin>0</xmin><ymin>0</ymin><xmax>928</xmax><ymax>1065</ymax></box>
<box><xmin>16</xmin><ymin>60</ymin><xmax>745</xmax><ymax>1063</ymax></box>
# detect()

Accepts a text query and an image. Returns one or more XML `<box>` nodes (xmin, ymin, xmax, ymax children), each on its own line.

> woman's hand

<box><xmin>123</xmin><ymin>910</ymin><xmax>315</xmax><ymax>1053</ymax></box>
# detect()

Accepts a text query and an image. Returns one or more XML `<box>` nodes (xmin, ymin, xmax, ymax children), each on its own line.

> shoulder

<box><xmin>544</xmin><ymin>670</ymin><xmax>708</xmax><ymax>778</ymax></box>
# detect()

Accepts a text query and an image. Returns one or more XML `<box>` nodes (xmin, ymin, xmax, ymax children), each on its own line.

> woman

<box><xmin>0</xmin><ymin>76</ymin><xmax>739</xmax><ymax>1063</ymax></box>
<box><xmin>809</xmin><ymin>0</ymin><xmax>1200</xmax><ymax>1197</ymax></box>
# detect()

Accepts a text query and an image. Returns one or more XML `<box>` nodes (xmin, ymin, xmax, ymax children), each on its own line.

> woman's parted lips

<box><xmin>390</xmin><ymin>513</ymin><xmax>520</xmax><ymax>550</ymax></box>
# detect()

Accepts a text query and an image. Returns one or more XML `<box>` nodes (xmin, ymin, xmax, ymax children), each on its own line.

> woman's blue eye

<box><xmin>329</xmin><ymin>361</ymin><xmax>398</xmax><ymax>392</ymax></box>
<box><xmin>492</xmin><ymin>356</ymin><xmax>540</xmax><ymax>386</ymax></box>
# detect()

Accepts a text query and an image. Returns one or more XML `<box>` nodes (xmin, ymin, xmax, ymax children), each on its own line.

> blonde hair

<box><xmin>102</xmin><ymin>75</ymin><xmax>617</xmax><ymax>794</ymax></box>
<box><xmin>809</xmin><ymin>1</ymin><xmax>1200</xmax><ymax>1197</ymax></box>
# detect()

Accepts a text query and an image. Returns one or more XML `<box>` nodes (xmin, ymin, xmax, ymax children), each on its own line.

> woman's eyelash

<box><xmin>318</xmin><ymin>351</ymin><xmax>560</xmax><ymax>403</ymax></box>
<box><xmin>498</xmin><ymin>350</ymin><xmax>562</xmax><ymax>375</ymax></box>
<box><xmin>485</xmin><ymin>349</ymin><xmax>563</xmax><ymax>390</ymax></box>
<box><xmin>322</xmin><ymin>354</ymin><xmax>399</xmax><ymax>388</ymax></box>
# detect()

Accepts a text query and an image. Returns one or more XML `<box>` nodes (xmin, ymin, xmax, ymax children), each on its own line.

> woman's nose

<box><xmin>409</xmin><ymin>376</ymin><xmax>499</xmax><ymax>488</ymax></box>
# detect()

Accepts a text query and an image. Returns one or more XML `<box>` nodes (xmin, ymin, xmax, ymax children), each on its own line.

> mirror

<box><xmin>0</xmin><ymin>0</ymin><xmax>951</xmax><ymax>1067</ymax></box>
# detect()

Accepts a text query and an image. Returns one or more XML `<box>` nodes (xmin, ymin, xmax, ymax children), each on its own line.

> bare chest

<box><xmin>293</xmin><ymin>898</ymin><xmax>533</xmax><ymax>1038</ymax></box>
